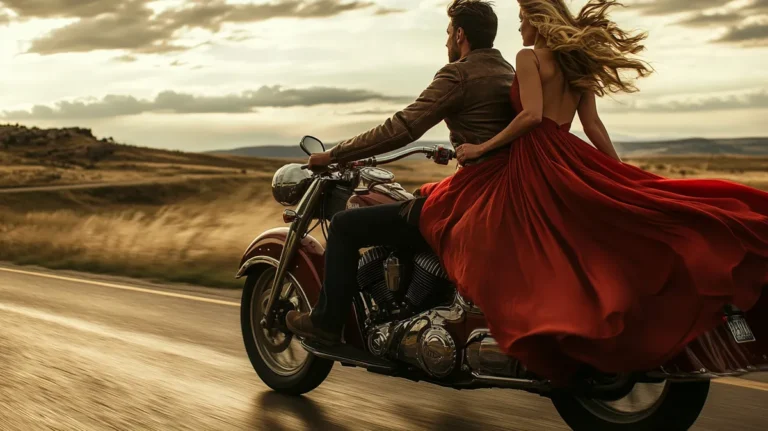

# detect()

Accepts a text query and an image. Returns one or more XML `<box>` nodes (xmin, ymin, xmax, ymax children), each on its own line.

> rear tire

<box><xmin>241</xmin><ymin>264</ymin><xmax>333</xmax><ymax>396</ymax></box>
<box><xmin>551</xmin><ymin>380</ymin><xmax>709</xmax><ymax>431</ymax></box>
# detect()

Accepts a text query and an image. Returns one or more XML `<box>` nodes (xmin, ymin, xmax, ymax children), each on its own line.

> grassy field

<box><xmin>0</xmin><ymin>154</ymin><xmax>454</xmax><ymax>288</ymax></box>
<box><xmin>1</xmin><ymin>153</ymin><xmax>767</xmax><ymax>289</ymax></box>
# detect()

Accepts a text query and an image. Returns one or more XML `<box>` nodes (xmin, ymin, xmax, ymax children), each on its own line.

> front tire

<box><xmin>241</xmin><ymin>264</ymin><xmax>333</xmax><ymax>396</ymax></box>
<box><xmin>552</xmin><ymin>380</ymin><xmax>710</xmax><ymax>431</ymax></box>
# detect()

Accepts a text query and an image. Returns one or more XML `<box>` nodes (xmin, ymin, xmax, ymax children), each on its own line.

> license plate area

<box><xmin>726</xmin><ymin>314</ymin><xmax>756</xmax><ymax>344</ymax></box>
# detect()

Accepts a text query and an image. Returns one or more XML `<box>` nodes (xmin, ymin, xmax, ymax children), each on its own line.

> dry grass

<box><xmin>0</xmin><ymin>184</ymin><xmax>286</xmax><ymax>288</ymax></box>
<box><xmin>0</xmin><ymin>156</ymin><xmax>766</xmax><ymax>289</ymax></box>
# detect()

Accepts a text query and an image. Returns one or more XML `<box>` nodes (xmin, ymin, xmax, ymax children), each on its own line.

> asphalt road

<box><xmin>1</xmin><ymin>264</ymin><xmax>766</xmax><ymax>431</ymax></box>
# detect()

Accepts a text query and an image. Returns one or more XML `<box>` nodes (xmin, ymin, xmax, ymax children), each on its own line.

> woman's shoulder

<box><xmin>515</xmin><ymin>48</ymin><xmax>538</xmax><ymax>65</ymax></box>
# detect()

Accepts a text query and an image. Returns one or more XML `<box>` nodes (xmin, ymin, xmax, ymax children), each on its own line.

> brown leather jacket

<box><xmin>329</xmin><ymin>48</ymin><xmax>516</xmax><ymax>164</ymax></box>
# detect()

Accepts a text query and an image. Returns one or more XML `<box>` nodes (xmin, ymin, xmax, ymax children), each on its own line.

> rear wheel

<box><xmin>240</xmin><ymin>264</ymin><xmax>333</xmax><ymax>395</ymax></box>
<box><xmin>551</xmin><ymin>380</ymin><xmax>709</xmax><ymax>431</ymax></box>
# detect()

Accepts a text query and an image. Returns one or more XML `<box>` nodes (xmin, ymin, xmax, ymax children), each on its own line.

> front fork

<box><xmin>261</xmin><ymin>178</ymin><xmax>326</xmax><ymax>330</ymax></box>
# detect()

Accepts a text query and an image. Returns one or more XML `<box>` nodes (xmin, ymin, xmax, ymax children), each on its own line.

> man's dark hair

<box><xmin>447</xmin><ymin>0</ymin><xmax>498</xmax><ymax>50</ymax></box>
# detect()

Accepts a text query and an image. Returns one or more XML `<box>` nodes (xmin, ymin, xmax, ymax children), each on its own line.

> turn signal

<box><xmin>283</xmin><ymin>210</ymin><xmax>298</xmax><ymax>223</ymax></box>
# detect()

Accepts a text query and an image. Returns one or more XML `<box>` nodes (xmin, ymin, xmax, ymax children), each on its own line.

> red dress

<box><xmin>418</xmin><ymin>77</ymin><xmax>768</xmax><ymax>382</ymax></box>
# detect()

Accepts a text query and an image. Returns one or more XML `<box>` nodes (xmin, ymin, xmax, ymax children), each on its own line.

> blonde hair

<box><xmin>519</xmin><ymin>0</ymin><xmax>652</xmax><ymax>96</ymax></box>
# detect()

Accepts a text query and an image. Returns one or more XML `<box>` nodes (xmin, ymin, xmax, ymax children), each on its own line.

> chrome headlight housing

<box><xmin>272</xmin><ymin>163</ymin><xmax>313</xmax><ymax>206</ymax></box>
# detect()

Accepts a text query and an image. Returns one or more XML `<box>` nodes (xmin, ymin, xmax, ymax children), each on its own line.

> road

<box><xmin>1</xmin><ymin>264</ymin><xmax>766</xmax><ymax>431</ymax></box>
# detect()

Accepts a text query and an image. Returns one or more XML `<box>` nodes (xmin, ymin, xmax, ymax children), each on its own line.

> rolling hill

<box><xmin>206</xmin><ymin>140</ymin><xmax>453</xmax><ymax>159</ymax></box>
<box><xmin>0</xmin><ymin>123</ymin><xmax>287</xmax><ymax>189</ymax></box>
<box><xmin>0</xmin><ymin>123</ymin><xmax>281</xmax><ymax>170</ymax></box>
<box><xmin>208</xmin><ymin>137</ymin><xmax>768</xmax><ymax>159</ymax></box>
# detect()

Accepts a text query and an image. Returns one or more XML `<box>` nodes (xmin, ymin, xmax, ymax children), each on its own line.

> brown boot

<box><xmin>286</xmin><ymin>311</ymin><xmax>341</xmax><ymax>345</ymax></box>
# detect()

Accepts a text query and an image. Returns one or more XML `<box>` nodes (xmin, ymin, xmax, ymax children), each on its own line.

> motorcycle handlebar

<box><xmin>302</xmin><ymin>145</ymin><xmax>454</xmax><ymax>173</ymax></box>
<box><xmin>351</xmin><ymin>145</ymin><xmax>455</xmax><ymax>168</ymax></box>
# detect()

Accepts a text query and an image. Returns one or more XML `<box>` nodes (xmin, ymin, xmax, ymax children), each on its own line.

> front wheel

<box><xmin>551</xmin><ymin>380</ymin><xmax>710</xmax><ymax>431</ymax></box>
<box><xmin>241</xmin><ymin>264</ymin><xmax>333</xmax><ymax>395</ymax></box>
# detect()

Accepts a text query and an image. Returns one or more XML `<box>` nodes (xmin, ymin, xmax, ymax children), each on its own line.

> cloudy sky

<box><xmin>0</xmin><ymin>0</ymin><xmax>766</xmax><ymax>151</ymax></box>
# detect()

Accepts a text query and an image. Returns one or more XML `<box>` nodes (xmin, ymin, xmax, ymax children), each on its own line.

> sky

<box><xmin>0</xmin><ymin>0</ymin><xmax>767</xmax><ymax>152</ymax></box>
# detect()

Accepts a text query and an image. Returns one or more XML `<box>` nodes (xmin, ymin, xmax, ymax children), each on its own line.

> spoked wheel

<box><xmin>241</xmin><ymin>264</ymin><xmax>333</xmax><ymax>395</ymax></box>
<box><xmin>552</xmin><ymin>380</ymin><xmax>710</xmax><ymax>431</ymax></box>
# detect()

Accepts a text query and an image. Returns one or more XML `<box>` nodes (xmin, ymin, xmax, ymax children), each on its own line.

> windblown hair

<box><xmin>518</xmin><ymin>0</ymin><xmax>652</xmax><ymax>96</ymax></box>
<box><xmin>448</xmin><ymin>0</ymin><xmax>499</xmax><ymax>50</ymax></box>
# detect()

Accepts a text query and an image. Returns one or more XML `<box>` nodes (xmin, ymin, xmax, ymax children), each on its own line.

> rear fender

<box><xmin>236</xmin><ymin>227</ymin><xmax>365</xmax><ymax>348</ymax></box>
<box><xmin>655</xmin><ymin>289</ymin><xmax>768</xmax><ymax>380</ymax></box>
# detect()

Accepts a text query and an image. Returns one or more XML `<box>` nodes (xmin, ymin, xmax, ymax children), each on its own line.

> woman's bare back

<box><xmin>530</xmin><ymin>49</ymin><xmax>582</xmax><ymax>127</ymax></box>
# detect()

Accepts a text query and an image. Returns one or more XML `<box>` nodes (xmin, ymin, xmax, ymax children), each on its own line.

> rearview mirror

<box><xmin>300</xmin><ymin>136</ymin><xmax>325</xmax><ymax>155</ymax></box>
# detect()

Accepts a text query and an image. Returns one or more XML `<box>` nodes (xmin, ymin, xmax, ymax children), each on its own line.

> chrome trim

<box><xmin>470</xmin><ymin>372</ymin><xmax>548</xmax><ymax>390</ymax></box>
<box><xmin>237</xmin><ymin>255</ymin><xmax>279</xmax><ymax>279</ymax></box>
<box><xmin>370</xmin><ymin>146</ymin><xmax>438</xmax><ymax>165</ymax></box>
<box><xmin>455</xmin><ymin>292</ymin><xmax>484</xmax><ymax>314</ymax></box>
<box><xmin>263</xmin><ymin>178</ymin><xmax>325</xmax><ymax>329</ymax></box>
<box><xmin>466</xmin><ymin>328</ymin><xmax>491</xmax><ymax>345</ymax></box>
<box><xmin>300</xmin><ymin>341</ymin><xmax>395</xmax><ymax>372</ymax></box>
<box><xmin>645</xmin><ymin>367</ymin><xmax>764</xmax><ymax>381</ymax></box>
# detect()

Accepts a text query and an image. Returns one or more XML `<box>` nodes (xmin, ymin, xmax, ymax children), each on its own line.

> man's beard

<box><xmin>448</xmin><ymin>41</ymin><xmax>461</xmax><ymax>63</ymax></box>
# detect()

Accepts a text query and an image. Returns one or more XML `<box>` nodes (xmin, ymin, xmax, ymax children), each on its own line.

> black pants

<box><xmin>310</xmin><ymin>198</ymin><xmax>430</xmax><ymax>334</ymax></box>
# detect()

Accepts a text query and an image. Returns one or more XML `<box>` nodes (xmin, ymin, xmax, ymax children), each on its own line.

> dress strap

<box><xmin>530</xmin><ymin>49</ymin><xmax>541</xmax><ymax>71</ymax></box>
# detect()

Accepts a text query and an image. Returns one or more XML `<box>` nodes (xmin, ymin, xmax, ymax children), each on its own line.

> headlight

<box><xmin>272</xmin><ymin>163</ymin><xmax>313</xmax><ymax>206</ymax></box>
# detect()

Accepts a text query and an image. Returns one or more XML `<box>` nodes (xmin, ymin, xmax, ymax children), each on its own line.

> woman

<box><xmin>417</xmin><ymin>0</ymin><xmax>768</xmax><ymax>385</ymax></box>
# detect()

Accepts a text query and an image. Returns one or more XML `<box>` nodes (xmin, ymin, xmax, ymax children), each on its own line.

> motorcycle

<box><xmin>238</xmin><ymin>135</ymin><xmax>768</xmax><ymax>431</ymax></box>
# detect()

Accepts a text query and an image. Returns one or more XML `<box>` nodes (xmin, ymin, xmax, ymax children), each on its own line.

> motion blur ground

<box><xmin>0</xmin><ymin>264</ymin><xmax>766</xmax><ymax>431</ymax></box>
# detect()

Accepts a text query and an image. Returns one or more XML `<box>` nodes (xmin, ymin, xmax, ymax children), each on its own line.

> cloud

<box><xmin>160</xmin><ymin>0</ymin><xmax>375</xmax><ymax>32</ymax></box>
<box><xmin>0</xmin><ymin>0</ymin><xmax>124</xmax><ymax>19</ymax></box>
<box><xmin>628</xmin><ymin>0</ymin><xmax>727</xmax><ymax>16</ymax></box>
<box><xmin>375</xmin><ymin>7</ymin><xmax>406</xmax><ymax>16</ymax></box>
<box><xmin>658</xmin><ymin>0</ymin><xmax>768</xmax><ymax>46</ymax></box>
<box><xmin>679</xmin><ymin>12</ymin><xmax>743</xmax><ymax>28</ymax></box>
<box><xmin>341</xmin><ymin>108</ymin><xmax>397</xmax><ymax>115</ymax></box>
<box><xmin>716</xmin><ymin>22</ymin><xmax>768</xmax><ymax>45</ymax></box>
<box><xmin>0</xmin><ymin>11</ymin><xmax>10</xmax><ymax>25</ymax></box>
<box><xmin>9</xmin><ymin>0</ymin><xmax>393</xmax><ymax>55</ymax></box>
<box><xmin>605</xmin><ymin>89</ymin><xmax>768</xmax><ymax>113</ymax></box>
<box><xmin>1</xmin><ymin>86</ymin><xmax>411</xmax><ymax>119</ymax></box>
<box><xmin>113</xmin><ymin>54</ymin><xmax>138</xmax><ymax>63</ymax></box>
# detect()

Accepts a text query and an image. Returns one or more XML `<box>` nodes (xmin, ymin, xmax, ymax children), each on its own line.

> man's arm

<box><xmin>329</xmin><ymin>64</ymin><xmax>464</xmax><ymax>163</ymax></box>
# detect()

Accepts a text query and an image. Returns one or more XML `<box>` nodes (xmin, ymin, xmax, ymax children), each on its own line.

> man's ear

<box><xmin>456</xmin><ymin>27</ymin><xmax>465</xmax><ymax>44</ymax></box>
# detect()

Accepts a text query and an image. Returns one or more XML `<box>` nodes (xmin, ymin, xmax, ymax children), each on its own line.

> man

<box><xmin>286</xmin><ymin>0</ymin><xmax>516</xmax><ymax>344</ymax></box>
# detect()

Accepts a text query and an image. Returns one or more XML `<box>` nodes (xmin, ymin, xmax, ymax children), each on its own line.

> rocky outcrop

<box><xmin>0</xmin><ymin>124</ymin><xmax>118</xmax><ymax>167</ymax></box>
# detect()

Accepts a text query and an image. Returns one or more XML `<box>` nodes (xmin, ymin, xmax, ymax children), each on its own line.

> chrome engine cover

<box><xmin>366</xmin><ymin>302</ymin><xmax>463</xmax><ymax>378</ymax></box>
<box><xmin>465</xmin><ymin>330</ymin><xmax>526</xmax><ymax>379</ymax></box>
<box><xmin>418</xmin><ymin>326</ymin><xmax>456</xmax><ymax>378</ymax></box>
<box><xmin>364</xmin><ymin>298</ymin><xmax>531</xmax><ymax>381</ymax></box>
<box><xmin>367</xmin><ymin>324</ymin><xmax>391</xmax><ymax>357</ymax></box>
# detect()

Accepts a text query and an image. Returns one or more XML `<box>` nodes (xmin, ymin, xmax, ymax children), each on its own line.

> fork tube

<box><xmin>262</xmin><ymin>178</ymin><xmax>325</xmax><ymax>329</ymax></box>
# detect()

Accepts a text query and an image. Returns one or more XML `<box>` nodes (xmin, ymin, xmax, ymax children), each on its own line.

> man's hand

<box><xmin>308</xmin><ymin>151</ymin><xmax>333</xmax><ymax>172</ymax></box>
<box><xmin>456</xmin><ymin>144</ymin><xmax>485</xmax><ymax>166</ymax></box>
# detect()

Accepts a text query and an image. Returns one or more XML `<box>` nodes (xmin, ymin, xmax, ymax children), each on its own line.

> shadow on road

<box><xmin>248</xmin><ymin>391</ymin><xmax>350</xmax><ymax>430</ymax></box>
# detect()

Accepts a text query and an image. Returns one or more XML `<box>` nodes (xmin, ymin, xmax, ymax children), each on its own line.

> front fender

<box><xmin>236</xmin><ymin>227</ymin><xmax>365</xmax><ymax>348</ymax></box>
<box><xmin>236</xmin><ymin>227</ymin><xmax>325</xmax><ymax>300</ymax></box>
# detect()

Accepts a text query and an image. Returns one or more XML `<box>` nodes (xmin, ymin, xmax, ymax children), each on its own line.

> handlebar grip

<box><xmin>300</xmin><ymin>164</ymin><xmax>309</xmax><ymax>170</ymax></box>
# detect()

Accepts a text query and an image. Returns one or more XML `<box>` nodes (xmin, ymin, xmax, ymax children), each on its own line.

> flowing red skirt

<box><xmin>418</xmin><ymin>119</ymin><xmax>768</xmax><ymax>382</ymax></box>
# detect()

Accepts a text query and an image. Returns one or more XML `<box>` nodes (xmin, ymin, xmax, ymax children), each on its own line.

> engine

<box><xmin>357</xmin><ymin>247</ymin><xmax>526</xmax><ymax>381</ymax></box>
<box><xmin>357</xmin><ymin>247</ymin><xmax>455</xmax><ymax>321</ymax></box>
<box><xmin>356</xmin><ymin>247</ymin><xmax>459</xmax><ymax>378</ymax></box>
